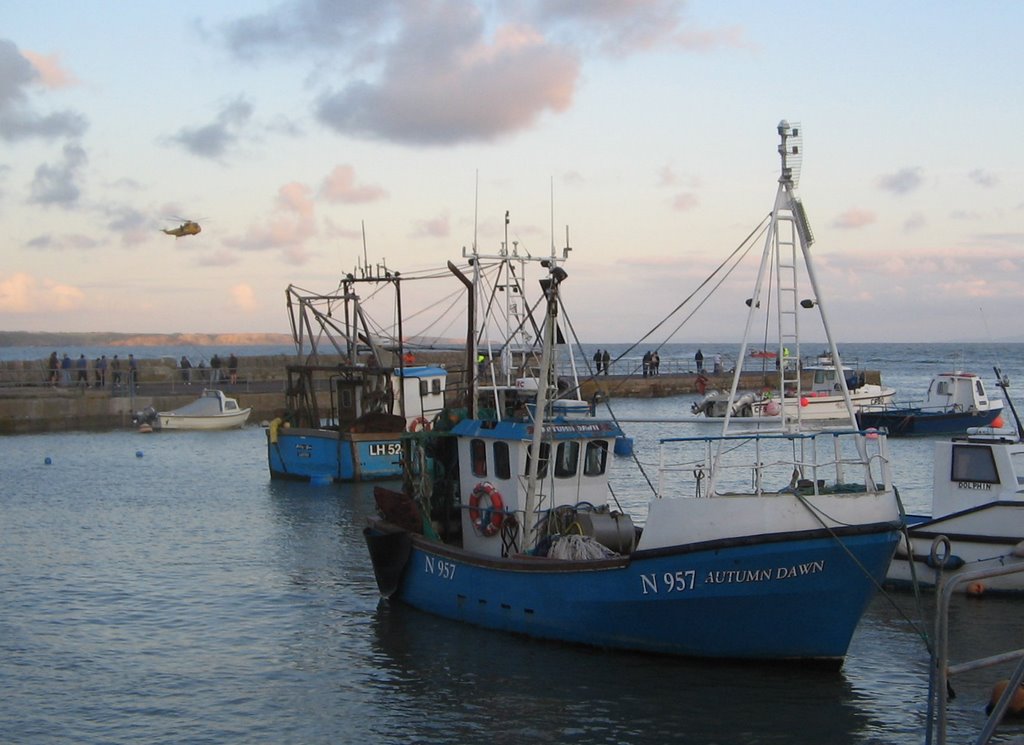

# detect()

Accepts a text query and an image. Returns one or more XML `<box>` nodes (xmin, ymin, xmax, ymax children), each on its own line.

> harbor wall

<box><xmin>0</xmin><ymin>353</ymin><xmax>881</xmax><ymax>434</ymax></box>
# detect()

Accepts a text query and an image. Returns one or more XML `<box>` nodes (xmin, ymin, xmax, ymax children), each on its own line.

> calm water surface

<box><xmin>4</xmin><ymin>346</ymin><xmax>1024</xmax><ymax>744</ymax></box>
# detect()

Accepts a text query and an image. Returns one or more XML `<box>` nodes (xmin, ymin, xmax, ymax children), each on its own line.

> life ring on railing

<box><xmin>469</xmin><ymin>482</ymin><xmax>504</xmax><ymax>537</ymax></box>
<box><xmin>409</xmin><ymin>416</ymin><xmax>432</xmax><ymax>432</ymax></box>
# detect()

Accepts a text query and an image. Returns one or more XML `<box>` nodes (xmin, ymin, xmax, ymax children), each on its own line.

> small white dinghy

<box><xmin>136</xmin><ymin>389</ymin><xmax>251</xmax><ymax>431</ymax></box>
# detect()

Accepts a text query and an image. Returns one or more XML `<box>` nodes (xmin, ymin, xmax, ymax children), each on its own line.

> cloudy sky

<box><xmin>2</xmin><ymin>0</ymin><xmax>1022</xmax><ymax>343</ymax></box>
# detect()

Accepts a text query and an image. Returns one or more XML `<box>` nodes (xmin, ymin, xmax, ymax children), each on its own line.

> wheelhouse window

<box><xmin>584</xmin><ymin>441</ymin><xmax>609</xmax><ymax>476</ymax></box>
<box><xmin>419</xmin><ymin>380</ymin><xmax>428</xmax><ymax>396</ymax></box>
<box><xmin>525</xmin><ymin>442</ymin><xmax>550</xmax><ymax>479</ymax></box>
<box><xmin>950</xmin><ymin>444</ymin><xmax>998</xmax><ymax>484</ymax></box>
<box><xmin>1013</xmin><ymin>451</ymin><xmax>1024</xmax><ymax>486</ymax></box>
<box><xmin>471</xmin><ymin>438</ymin><xmax>487</xmax><ymax>477</ymax></box>
<box><xmin>554</xmin><ymin>441</ymin><xmax>579</xmax><ymax>478</ymax></box>
<box><xmin>493</xmin><ymin>441</ymin><xmax>511</xmax><ymax>480</ymax></box>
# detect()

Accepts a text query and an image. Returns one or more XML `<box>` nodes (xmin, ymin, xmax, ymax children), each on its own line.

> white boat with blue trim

<box><xmin>364</xmin><ymin>122</ymin><xmax>902</xmax><ymax>664</ymax></box>
<box><xmin>886</xmin><ymin>369</ymin><xmax>1024</xmax><ymax>594</ymax></box>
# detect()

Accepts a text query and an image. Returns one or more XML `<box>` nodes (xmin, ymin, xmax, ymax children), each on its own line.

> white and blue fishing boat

<box><xmin>856</xmin><ymin>370</ymin><xmax>1003</xmax><ymax>437</ymax></box>
<box><xmin>266</xmin><ymin>272</ymin><xmax>449</xmax><ymax>483</ymax></box>
<box><xmin>364</xmin><ymin>121</ymin><xmax>903</xmax><ymax>664</ymax></box>
<box><xmin>886</xmin><ymin>368</ymin><xmax>1024</xmax><ymax>594</ymax></box>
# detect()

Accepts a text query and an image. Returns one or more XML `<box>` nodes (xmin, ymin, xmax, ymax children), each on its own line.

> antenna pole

<box><xmin>361</xmin><ymin>221</ymin><xmax>369</xmax><ymax>272</ymax></box>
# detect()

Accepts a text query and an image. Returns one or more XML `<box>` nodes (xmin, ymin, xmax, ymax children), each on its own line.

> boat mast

<box><xmin>522</xmin><ymin>263</ymin><xmax>567</xmax><ymax>550</ymax></box>
<box><xmin>711</xmin><ymin>121</ymin><xmax>859</xmax><ymax>490</ymax></box>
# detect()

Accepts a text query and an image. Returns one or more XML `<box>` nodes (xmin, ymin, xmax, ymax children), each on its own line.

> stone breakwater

<box><xmin>0</xmin><ymin>352</ymin><xmax>881</xmax><ymax>434</ymax></box>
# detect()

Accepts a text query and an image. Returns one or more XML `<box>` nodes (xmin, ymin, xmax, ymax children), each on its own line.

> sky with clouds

<box><xmin>1</xmin><ymin>0</ymin><xmax>1022</xmax><ymax>343</ymax></box>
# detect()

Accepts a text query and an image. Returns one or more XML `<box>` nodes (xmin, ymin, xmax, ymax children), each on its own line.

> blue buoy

<box><xmin>614</xmin><ymin>436</ymin><xmax>634</xmax><ymax>456</ymax></box>
<box><xmin>135</xmin><ymin>450</ymin><xmax>144</xmax><ymax>458</ymax></box>
<box><xmin>44</xmin><ymin>456</ymin><xmax>52</xmax><ymax>465</ymax></box>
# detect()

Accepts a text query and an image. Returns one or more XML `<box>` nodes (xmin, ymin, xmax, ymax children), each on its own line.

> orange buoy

<box><xmin>986</xmin><ymin>679</ymin><xmax>1024</xmax><ymax>716</ymax></box>
<box><xmin>799</xmin><ymin>397</ymin><xmax>809</xmax><ymax>407</ymax></box>
<box><xmin>992</xmin><ymin>415</ymin><xmax>1005</xmax><ymax>429</ymax></box>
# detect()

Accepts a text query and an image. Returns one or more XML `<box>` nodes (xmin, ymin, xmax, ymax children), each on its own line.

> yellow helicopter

<box><xmin>162</xmin><ymin>218</ymin><xmax>202</xmax><ymax>238</ymax></box>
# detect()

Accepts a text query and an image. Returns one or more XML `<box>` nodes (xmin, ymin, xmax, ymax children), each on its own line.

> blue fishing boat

<box><xmin>364</xmin><ymin>121</ymin><xmax>903</xmax><ymax>664</ymax></box>
<box><xmin>266</xmin><ymin>273</ymin><xmax>449</xmax><ymax>483</ymax></box>
<box><xmin>856</xmin><ymin>370</ymin><xmax>1003</xmax><ymax>437</ymax></box>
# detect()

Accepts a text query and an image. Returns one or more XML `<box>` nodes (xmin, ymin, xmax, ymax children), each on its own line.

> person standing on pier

<box><xmin>228</xmin><ymin>353</ymin><xmax>238</xmax><ymax>385</ymax></box>
<box><xmin>602</xmin><ymin>349</ymin><xmax>610</xmax><ymax>375</ymax></box>
<box><xmin>593</xmin><ymin>349</ymin><xmax>603</xmax><ymax>374</ymax></box>
<box><xmin>128</xmin><ymin>354</ymin><xmax>138</xmax><ymax>391</ymax></box>
<box><xmin>642</xmin><ymin>351</ymin><xmax>652</xmax><ymax>378</ymax></box>
<box><xmin>695</xmin><ymin>349</ymin><xmax>704</xmax><ymax>373</ymax></box>
<box><xmin>652</xmin><ymin>351</ymin><xmax>660</xmax><ymax>376</ymax></box>
<box><xmin>96</xmin><ymin>355</ymin><xmax>107</xmax><ymax>388</ymax></box>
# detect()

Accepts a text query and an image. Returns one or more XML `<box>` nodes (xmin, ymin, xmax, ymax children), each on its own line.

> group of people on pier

<box><xmin>48</xmin><ymin>350</ymin><xmax>136</xmax><ymax>390</ymax></box>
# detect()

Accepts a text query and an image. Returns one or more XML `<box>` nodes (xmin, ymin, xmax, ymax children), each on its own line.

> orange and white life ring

<box><xmin>409</xmin><ymin>416</ymin><xmax>431</xmax><ymax>432</ymax></box>
<box><xmin>468</xmin><ymin>482</ymin><xmax>504</xmax><ymax>537</ymax></box>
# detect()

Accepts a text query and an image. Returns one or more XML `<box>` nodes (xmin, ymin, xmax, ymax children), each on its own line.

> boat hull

<box><xmin>696</xmin><ymin>388</ymin><xmax>895</xmax><ymax>421</ymax></box>
<box><xmin>886</xmin><ymin>505</ymin><xmax>1024</xmax><ymax>593</ymax></box>
<box><xmin>365</xmin><ymin>522</ymin><xmax>900</xmax><ymax>662</ymax></box>
<box><xmin>159</xmin><ymin>409</ymin><xmax>251</xmax><ymax>430</ymax></box>
<box><xmin>267</xmin><ymin>427</ymin><xmax>404</xmax><ymax>482</ymax></box>
<box><xmin>856</xmin><ymin>408</ymin><xmax>1002</xmax><ymax>437</ymax></box>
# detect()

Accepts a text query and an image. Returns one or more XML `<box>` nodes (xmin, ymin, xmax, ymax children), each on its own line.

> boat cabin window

<box><xmin>1013</xmin><ymin>452</ymin><xmax>1024</xmax><ymax>486</ymax></box>
<box><xmin>813</xmin><ymin>370</ymin><xmax>835</xmax><ymax>385</ymax></box>
<box><xmin>975</xmin><ymin>379</ymin><xmax>985</xmax><ymax>398</ymax></box>
<box><xmin>419</xmin><ymin>380</ymin><xmax>428</xmax><ymax>396</ymax></box>
<box><xmin>554</xmin><ymin>441</ymin><xmax>579</xmax><ymax>478</ymax></box>
<box><xmin>341</xmin><ymin>390</ymin><xmax>353</xmax><ymax>409</ymax></box>
<box><xmin>470</xmin><ymin>438</ymin><xmax>487</xmax><ymax>477</ymax></box>
<box><xmin>432</xmin><ymin>379</ymin><xmax>442</xmax><ymax>394</ymax></box>
<box><xmin>937</xmin><ymin>381</ymin><xmax>952</xmax><ymax>396</ymax></box>
<box><xmin>493</xmin><ymin>441</ymin><xmax>511</xmax><ymax>480</ymax></box>
<box><xmin>525</xmin><ymin>443</ymin><xmax>550</xmax><ymax>479</ymax></box>
<box><xmin>950</xmin><ymin>444</ymin><xmax>998</xmax><ymax>484</ymax></box>
<box><xmin>584</xmin><ymin>441</ymin><xmax>608</xmax><ymax>476</ymax></box>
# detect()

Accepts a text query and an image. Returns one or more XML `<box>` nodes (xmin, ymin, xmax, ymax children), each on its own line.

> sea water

<box><xmin>3</xmin><ymin>344</ymin><xmax>1024</xmax><ymax>744</ymax></box>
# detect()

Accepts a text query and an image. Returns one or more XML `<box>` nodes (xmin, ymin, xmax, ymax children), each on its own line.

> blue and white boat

<box><xmin>364</xmin><ymin>121</ymin><xmax>902</xmax><ymax>664</ymax></box>
<box><xmin>856</xmin><ymin>370</ymin><xmax>1003</xmax><ymax>437</ymax></box>
<box><xmin>886</xmin><ymin>369</ymin><xmax>1024</xmax><ymax>594</ymax></box>
<box><xmin>267</xmin><ymin>275</ymin><xmax>448</xmax><ymax>483</ymax></box>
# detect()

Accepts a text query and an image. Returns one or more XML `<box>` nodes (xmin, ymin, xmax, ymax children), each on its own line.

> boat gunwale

<box><xmin>368</xmin><ymin>517</ymin><xmax>902</xmax><ymax>571</ymax></box>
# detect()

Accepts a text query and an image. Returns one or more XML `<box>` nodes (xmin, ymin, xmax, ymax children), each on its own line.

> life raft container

<box><xmin>468</xmin><ymin>482</ymin><xmax>504</xmax><ymax>537</ymax></box>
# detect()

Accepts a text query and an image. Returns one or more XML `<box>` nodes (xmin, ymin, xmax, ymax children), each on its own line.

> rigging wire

<box><xmin>586</xmin><ymin>214</ymin><xmax>771</xmax><ymax>400</ymax></box>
